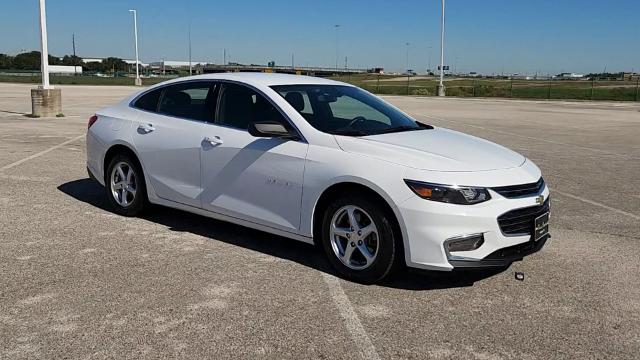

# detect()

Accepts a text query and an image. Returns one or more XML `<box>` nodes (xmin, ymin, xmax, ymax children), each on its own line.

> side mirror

<box><xmin>248</xmin><ymin>121</ymin><xmax>296</xmax><ymax>139</ymax></box>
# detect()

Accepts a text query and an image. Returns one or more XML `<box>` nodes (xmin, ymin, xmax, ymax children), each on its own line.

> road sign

<box><xmin>438</xmin><ymin>65</ymin><xmax>450</xmax><ymax>70</ymax></box>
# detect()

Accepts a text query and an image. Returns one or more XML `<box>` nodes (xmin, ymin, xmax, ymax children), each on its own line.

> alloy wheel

<box><xmin>329</xmin><ymin>205</ymin><xmax>380</xmax><ymax>270</ymax></box>
<box><xmin>110</xmin><ymin>161</ymin><xmax>137</xmax><ymax>207</ymax></box>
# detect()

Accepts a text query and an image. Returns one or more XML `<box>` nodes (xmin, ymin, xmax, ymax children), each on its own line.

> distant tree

<box><xmin>13</xmin><ymin>51</ymin><xmax>41</xmax><ymax>70</ymax></box>
<box><xmin>0</xmin><ymin>54</ymin><xmax>14</xmax><ymax>69</ymax></box>
<box><xmin>61</xmin><ymin>55</ymin><xmax>82</xmax><ymax>67</ymax></box>
<box><xmin>102</xmin><ymin>57</ymin><xmax>127</xmax><ymax>73</ymax></box>
<box><xmin>48</xmin><ymin>55</ymin><xmax>62</xmax><ymax>65</ymax></box>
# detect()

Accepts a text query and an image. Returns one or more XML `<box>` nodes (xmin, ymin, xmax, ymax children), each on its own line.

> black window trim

<box><xmin>128</xmin><ymin>79</ymin><xmax>306</xmax><ymax>143</ymax></box>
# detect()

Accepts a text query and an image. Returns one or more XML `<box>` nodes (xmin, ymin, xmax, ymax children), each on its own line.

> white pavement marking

<box><xmin>0</xmin><ymin>134</ymin><xmax>84</xmax><ymax>171</ymax></box>
<box><xmin>412</xmin><ymin>112</ymin><xmax>634</xmax><ymax>159</ymax></box>
<box><xmin>553</xmin><ymin>189</ymin><xmax>640</xmax><ymax>220</ymax></box>
<box><xmin>321</xmin><ymin>273</ymin><xmax>380</xmax><ymax>360</ymax></box>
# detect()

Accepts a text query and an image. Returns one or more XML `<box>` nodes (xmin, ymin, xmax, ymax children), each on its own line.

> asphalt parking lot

<box><xmin>1</xmin><ymin>83</ymin><xmax>639</xmax><ymax>359</ymax></box>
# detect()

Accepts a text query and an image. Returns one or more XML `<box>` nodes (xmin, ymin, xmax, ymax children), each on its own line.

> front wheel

<box><xmin>321</xmin><ymin>195</ymin><xmax>399</xmax><ymax>284</ymax></box>
<box><xmin>106</xmin><ymin>154</ymin><xmax>147</xmax><ymax>216</ymax></box>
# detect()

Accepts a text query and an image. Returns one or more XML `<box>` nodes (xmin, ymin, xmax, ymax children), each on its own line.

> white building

<box><xmin>556</xmin><ymin>72</ymin><xmax>584</xmax><ymax>79</ymax></box>
<box><xmin>48</xmin><ymin>65</ymin><xmax>82</xmax><ymax>74</ymax></box>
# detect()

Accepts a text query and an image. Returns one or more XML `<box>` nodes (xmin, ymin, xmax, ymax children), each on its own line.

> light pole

<box><xmin>405</xmin><ymin>42</ymin><xmax>410</xmax><ymax>72</ymax></box>
<box><xmin>38</xmin><ymin>0</ymin><xmax>51</xmax><ymax>90</ymax></box>
<box><xmin>334</xmin><ymin>24</ymin><xmax>340</xmax><ymax>72</ymax></box>
<box><xmin>188</xmin><ymin>21</ymin><xmax>192</xmax><ymax>76</ymax></box>
<box><xmin>129</xmin><ymin>9</ymin><xmax>141</xmax><ymax>86</ymax></box>
<box><xmin>31</xmin><ymin>0</ymin><xmax>62</xmax><ymax>117</ymax></box>
<box><xmin>427</xmin><ymin>46</ymin><xmax>433</xmax><ymax>75</ymax></box>
<box><xmin>437</xmin><ymin>0</ymin><xmax>446</xmax><ymax>96</ymax></box>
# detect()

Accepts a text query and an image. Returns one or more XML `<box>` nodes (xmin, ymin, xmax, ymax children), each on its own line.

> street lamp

<box><xmin>129</xmin><ymin>9</ymin><xmax>141</xmax><ymax>86</ymax></box>
<box><xmin>437</xmin><ymin>0</ymin><xmax>446</xmax><ymax>96</ymax></box>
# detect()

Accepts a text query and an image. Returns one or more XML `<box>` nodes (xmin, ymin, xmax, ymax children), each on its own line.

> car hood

<box><xmin>334</xmin><ymin>127</ymin><xmax>526</xmax><ymax>172</ymax></box>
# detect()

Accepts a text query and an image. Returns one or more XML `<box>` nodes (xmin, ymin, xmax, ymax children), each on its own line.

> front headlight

<box><xmin>404</xmin><ymin>180</ymin><xmax>491</xmax><ymax>205</ymax></box>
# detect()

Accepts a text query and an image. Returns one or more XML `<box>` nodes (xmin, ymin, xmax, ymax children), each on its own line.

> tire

<box><xmin>321</xmin><ymin>194</ymin><xmax>398</xmax><ymax>284</ymax></box>
<box><xmin>105</xmin><ymin>153</ymin><xmax>148</xmax><ymax>216</ymax></box>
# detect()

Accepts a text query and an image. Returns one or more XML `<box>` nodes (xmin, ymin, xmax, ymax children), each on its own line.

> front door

<box><xmin>199</xmin><ymin>83</ymin><xmax>308</xmax><ymax>232</ymax></box>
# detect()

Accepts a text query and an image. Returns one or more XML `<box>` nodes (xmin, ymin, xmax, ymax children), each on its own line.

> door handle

<box><xmin>204</xmin><ymin>136</ymin><xmax>223</xmax><ymax>145</ymax></box>
<box><xmin>137</xmin><ymin>123</ymin><xmax>155</xmax><ymax>133</ymax></box>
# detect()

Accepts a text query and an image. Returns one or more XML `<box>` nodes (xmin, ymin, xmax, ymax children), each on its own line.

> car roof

<box><xmin>170</xmin><ymin>72</ymin><xmax>350</xmax><ymax>87</ymax></box>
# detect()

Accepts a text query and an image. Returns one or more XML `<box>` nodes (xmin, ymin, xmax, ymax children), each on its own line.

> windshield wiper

<box><xmin>328</xmin><ymin>128</ymin><xmax>368</xmax><ymax>136</ymax></box>
<box><xmin>376</xmin><ymin>125</ymin><xmax>424</xmax><ymax>134</ymax></box>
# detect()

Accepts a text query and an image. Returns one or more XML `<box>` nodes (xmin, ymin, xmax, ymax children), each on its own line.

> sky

<box><xmin>1</xmin><ymin>0</ymin><xmax>638</xmax><ymax>75</ymax></box>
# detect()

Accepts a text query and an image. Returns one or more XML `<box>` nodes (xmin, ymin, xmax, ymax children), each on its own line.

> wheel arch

<box><xmin>102</xmin><ymin>143</ymin><xmax>143</xmax><ymax>184</ymax></box>
<box><xmin>311</xmin><ymin>181</ymin><xmax>406</xmax><ymax>265</ymax></box>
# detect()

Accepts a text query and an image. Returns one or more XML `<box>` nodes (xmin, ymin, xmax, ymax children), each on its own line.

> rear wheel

<box><xmin>321</xmin><ymin>195</ymin><xmax>398</xmax><ymax>284</ymax></box>
<box><xmin>106</xmin><ymin>154</ymin><xmax>147</xmax><ymax>216</ymax></box>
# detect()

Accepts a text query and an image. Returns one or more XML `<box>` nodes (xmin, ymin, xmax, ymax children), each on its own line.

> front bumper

<box><xmin>447</xmin><ymin>234</ymin><xmax>549</xmax><ymax>268</ymax></box>
<box><xmin>396</xmin><ymin>184</ymin><xmax>551</xmax><ymax>271</ymax></box>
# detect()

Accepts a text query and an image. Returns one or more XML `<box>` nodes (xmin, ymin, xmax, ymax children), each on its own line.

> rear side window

<box><xmin>133</xmin><ymin>88</ymin><xmax>162</xmax><ymax>112</ymax></box>
<box><xmin>158</xmin><ymin>81</ymin><xmax>216</xmax><ymax>121</ymax></box>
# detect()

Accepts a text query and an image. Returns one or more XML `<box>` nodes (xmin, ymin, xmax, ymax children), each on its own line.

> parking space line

<box><xmin>0</xmin><ymin>134</ymin><xmax>84</xmax><ymax>171</ymax></box>
<box><xmin>412</xmin><ymin>112</ymin><xmax>634</xmax><ymax>159</ymax></box>
<box><xmin>553</xmin><ymin>189</ymin><xmax>640</xmax><ymax>220</ymax></box>
<box><xmin>321</xmin><ymin>273</ymin><xmax>380</xmax><ymax>360</ymax></box>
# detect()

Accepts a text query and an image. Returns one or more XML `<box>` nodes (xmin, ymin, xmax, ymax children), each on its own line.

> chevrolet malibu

<box><xmin>86</xmin><ymin>73</ymin><xmax>550</xmax><ymax>283</ymax></box>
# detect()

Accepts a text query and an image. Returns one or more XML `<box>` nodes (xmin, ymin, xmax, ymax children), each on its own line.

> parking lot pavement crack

<box><xmin>321</xmin><ymin>273</ymin><xmax>380</xmax><ymax>360</ymax></box>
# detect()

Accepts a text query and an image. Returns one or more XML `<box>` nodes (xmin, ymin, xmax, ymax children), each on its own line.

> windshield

<box><xmin>271</xmin><ymin>85</ymin><xmax>430</xmax><ymax>136</ymax></box>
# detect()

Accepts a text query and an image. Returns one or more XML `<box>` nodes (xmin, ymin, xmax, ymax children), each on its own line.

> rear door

<box><xmin>132</xmin><ymin>81</ymin><xmax>217</xmax><ymax>207</ymax></box>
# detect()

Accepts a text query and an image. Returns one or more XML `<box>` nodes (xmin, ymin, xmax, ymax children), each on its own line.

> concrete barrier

<box><xmin>31</xmin><ymin>88</ymin><xmax>62</xmax><ymax>117</ymax></box>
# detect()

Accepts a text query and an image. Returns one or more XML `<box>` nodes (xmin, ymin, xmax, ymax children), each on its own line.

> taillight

<box><xmin>88</xmin><ymin>114</ymin><xmax>98</xmax><ymax>129</ymax></box>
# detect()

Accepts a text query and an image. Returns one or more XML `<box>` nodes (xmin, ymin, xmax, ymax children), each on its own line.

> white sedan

<box><xmin>86</xmin><ymin>73</ymin><xmax>550</xmax><ymax>283</ymax></box>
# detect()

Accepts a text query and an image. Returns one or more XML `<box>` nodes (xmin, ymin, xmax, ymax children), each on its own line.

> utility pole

<box><xmin>437</xmin><ymin>0</ymin><xmax>446</xmax><ymax>96</ymax></box>
<box><xmin>129</xmin><ymin>9</ymin><xmax>141</xmax><ymax>86</ymax></box>
<box><xmin>223</xmin><ymin>48</ymin><xmax>226</xmax><ymax>66</ymax></box>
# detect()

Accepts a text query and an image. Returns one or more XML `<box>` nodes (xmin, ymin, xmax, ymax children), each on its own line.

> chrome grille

<box><xmin>497</xmin><ymin>199</ymin><xmax>550</xmax><ymax>236</ymax></box>
<box><xmin>492</xmin><ymin>178</ymin><xmax>545</xmax><ymax>198</ymax></box>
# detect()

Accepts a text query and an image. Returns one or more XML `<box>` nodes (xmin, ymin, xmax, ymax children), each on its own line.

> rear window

<box><xmin>133</xmin><ymin>88</ymin><xmax>162</xmax><ymax>112</ymax></box>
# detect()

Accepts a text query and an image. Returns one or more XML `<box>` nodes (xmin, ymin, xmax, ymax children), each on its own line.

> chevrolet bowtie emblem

<box><xmin>535</xmin><ymin>195</ymin><xmax>544</xmax><ymax>205</ymax></box>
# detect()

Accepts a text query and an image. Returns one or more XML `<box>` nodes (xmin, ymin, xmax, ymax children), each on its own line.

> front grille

<box><xmin>497</xmin><ymin>199</ymin><xmax>550</xmax><ymax>236</ymax></box>
<box><xmin>492</xmin><ymin>178</ymin><xmax>545</xmax><ymax>198</ymax></box>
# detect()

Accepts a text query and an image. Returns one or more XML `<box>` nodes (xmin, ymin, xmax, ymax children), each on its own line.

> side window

<box><xmin>329</xmin><ymin>95</ymin><xmax>391</xmax><ymax>125</ymax></box>
<box><xmin>282</xmin><ymin>91</ymin><xmax>312</xmax><ymax>115</ymax></box>
<box><xmin>157</xmin><ymin>81</ymin><xmax>216</xmax><ymax>121</ymax></box>
<box><xmin>133</xmin><ymin>88</ymin><xmax>162</xmax><ymax>112</ymax></box>
<box><xmin>217</xmin><ymin>83</ymin><xmax>287</xmax><ymax>130</ymax></box>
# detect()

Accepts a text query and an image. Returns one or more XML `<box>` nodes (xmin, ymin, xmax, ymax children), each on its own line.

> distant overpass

<box><xmin>202</xmin><ymin>64</ymin><xmax>371</xmax><ymax>77</ymax></box>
